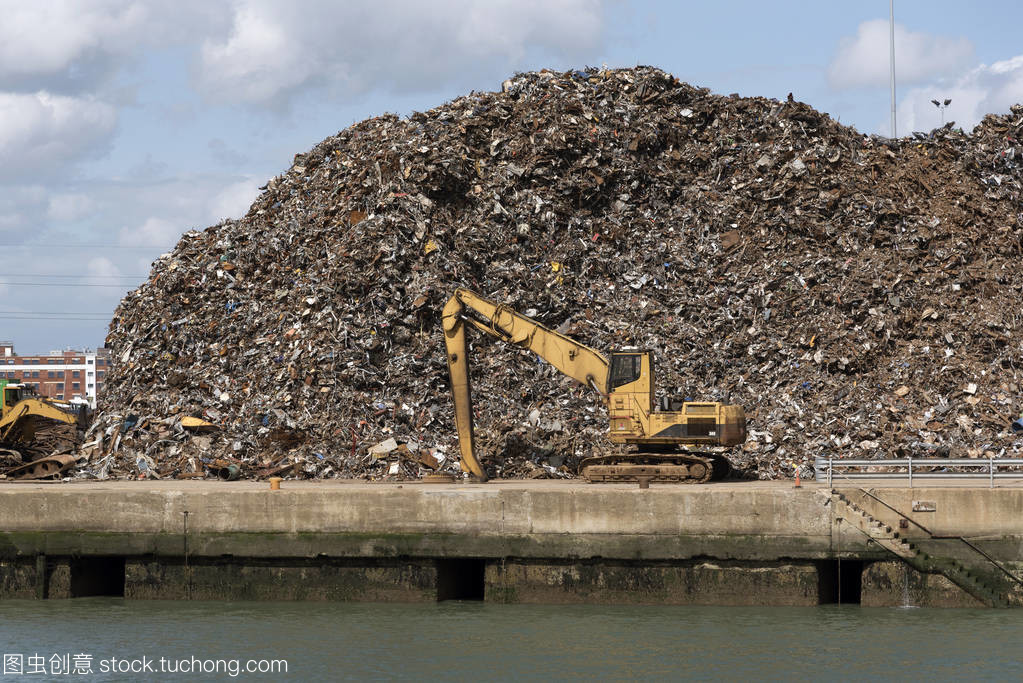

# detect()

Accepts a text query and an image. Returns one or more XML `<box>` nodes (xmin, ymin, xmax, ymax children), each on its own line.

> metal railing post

<box><xmin>812</xmin><ymin>456</ymin><xmax>1023</xmax><ymax>482</ymax></box>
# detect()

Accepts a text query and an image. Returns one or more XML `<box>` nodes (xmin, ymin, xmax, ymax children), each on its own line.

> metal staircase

<box><xmin>832</xmin><ymin>490</ymin><xmax>1011</xmax><ymax>608</ymax></box>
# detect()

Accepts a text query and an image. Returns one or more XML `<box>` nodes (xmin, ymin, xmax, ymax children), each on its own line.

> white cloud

<box><xmin>86</xmin><ymin>256</ymin><xmax>121</xmax><ymax>279</ymax></box>
<box><xmin>209</xmin><ymin>178</ymin><xmax>261</xmax><ymax>222</ymax></box>
<box><xmin>0</xmin><ymin>92</ymin><xmax>117</xmax><ymax>181</ymax></box>
<box><xmin>897</xmin><ymin>54</ymin><xmax>1023</xmax><ymax>134</ymax></box>
<box><xmin>829</xmin><ymin>19</ymin><xmax>973</xmax><ymax>89</ymax></box>
<box><xmin>196</xmin><ymin>0</ymin><xmax>604</xmax><ymax>105</ymax></box>
<box><xmin>0</xmin><ymin>1</ymin><xmax>229</xmax><ymax>89</ymax></box>
<box><xmin>119</xmin><ymin>217</ymin><xmax>180</xmax><ymax>248</ymax></box>
<box><xmin>0</xmin><ymin>1</ymin><xmax>604</xmax><ymax>106</ymax></box>
<box><xmin>82</xmin><ymin>256</ymin><xmax>124</xmax><ymax>289</ymax></box>
<box><xmin>0</xmin><ymin>185</ymin><xmax>47</xmax><ymax>234</ymax></box>
<box><xmin>47</xmin><ymin>193</ymin><xmax>98</xmax><ymax>222</ymax></box>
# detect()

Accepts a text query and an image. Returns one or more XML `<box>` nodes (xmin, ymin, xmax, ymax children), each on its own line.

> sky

<box><xmin>1</xmin><ymin>0</ymin><xmax>1022</xmax><ymax>353</ymax></box>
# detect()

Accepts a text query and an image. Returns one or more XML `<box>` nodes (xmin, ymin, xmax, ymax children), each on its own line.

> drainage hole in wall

<box><xmin>70</xmin><ymin>557</ymin><xmax>126</xmax><ymax>598</ymax></box>
<box><xmin>819</xmin><ymin>559</ymin><xmax>862</xmax><ymax>605</ymax></box>
<box><xmin>436</xmin><ymin>559</ymin><xmax>485</xmax><ymax>601</ymax></box>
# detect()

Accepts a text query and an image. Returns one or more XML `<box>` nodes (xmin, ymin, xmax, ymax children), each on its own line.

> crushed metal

<box><xmin>71</xmin><ymin>66</ymin><xmax>1023</xmax><ymax>481</ymax></box>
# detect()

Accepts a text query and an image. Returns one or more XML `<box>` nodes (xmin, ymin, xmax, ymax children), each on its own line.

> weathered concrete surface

<box><xmin>1</xmin><ymin>479</ymin><xmax>1022</xmax><ymax>605</ymax></box>
<box><xmin>0</xmin><ymin>480</ymin><xmax>847</xmax><ymax>561</ymax></box>
<box><xmin>861</xmin><ymin>560</ymin><xmax>983</xmax><ymax>608</ymax></box>
<box><xmin>485</xmin><ymin>560</ymin><xmax>822</xmax><ymax>605</ymax></box>
<box><xmin>0</xmin><ymin>558</ymin><xmax>69</xmax><ymax>599</ymax></box>
<box><xmin>832</xmin><ymin>485</ymin><xmax>1023</xmax><ymax>539</ymax></box>
<box><xmin>125</xmin><ymin>560</ymin><xmax>436</xmax><ymax>601</ymax></box>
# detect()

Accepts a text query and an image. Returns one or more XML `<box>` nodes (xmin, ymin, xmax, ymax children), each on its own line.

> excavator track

<box><xmin>580</xmin><ymin>452</ymin><xmax>731</xmax><ymax>484</ymax></box>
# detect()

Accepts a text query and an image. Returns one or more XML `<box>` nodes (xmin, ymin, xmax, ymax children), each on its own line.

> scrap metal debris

<box><xmin>79</xmin><ymin>66</ymin><xmax>1023</xmax><ymax>480</ymax></box>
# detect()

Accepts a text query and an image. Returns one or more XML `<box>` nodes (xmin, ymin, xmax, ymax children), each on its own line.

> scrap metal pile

<box><xmin>84</xmin><ymin>66</ymin><xmax>1023</xmax><ymax>480</ymax></box>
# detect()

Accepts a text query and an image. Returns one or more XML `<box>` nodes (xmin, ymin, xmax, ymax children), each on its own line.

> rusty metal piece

<box><xmin>5</xmin><ymin>454</ymin><xmax>76</xmax><ymax>480</ymax></box>
<box><xmin>215</xmin><ymin>464</ymin><xmax>241</xmax><ymax>481</ymax></box>
<box><xmin>269</xmin><ymin>477</ymin><xmax>282</xmax><ymax>490</ymax></box>
<box><xmin>423</xmin><ymin>472</ymin><xmax>456</xmax><ymax>483</ymax></box>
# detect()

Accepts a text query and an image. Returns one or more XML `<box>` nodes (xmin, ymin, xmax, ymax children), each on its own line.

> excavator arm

<box><xmin>0</xmin><ymin>398</ymin><xmax>88</xmax><ymax>445</ymax></box>
<box><xmin>442</xmin><ymin>288</ymin><xmax>610</xmax><ymax>480</ymax></box>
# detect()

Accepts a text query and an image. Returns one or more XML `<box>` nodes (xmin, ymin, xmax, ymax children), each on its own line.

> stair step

<box><xmin>830</xmin><ymin>492</ymin><xmax>1009</xmax><ymax>608</ymax></box>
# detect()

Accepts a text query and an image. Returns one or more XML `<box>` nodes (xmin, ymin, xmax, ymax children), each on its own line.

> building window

<box><xmin>56</xmin><ymin>383</ymin><xmax>63</xmax><ymax>390</ymax></box>
<box><xmin>56</xmin><ymin>394</ymin><xmax>63</xmax><ymax>399</ymax></box>
<box><xmin>87</xmin><ymin>359</ymin><xmax>94</xmax><ymax>364</ymax></box>
<box><xmin>31</xmin><ymin>371</ymin><xmax>39</xmax><ymax>378</ymax></box>
<box><xmin>98</xmin><ymin>371</ymin><xmax>105</xmax><ymax>378</ymax></box>
<box><xmin>47</xmin><ymin>371</ymin><xmax>55</xmax><ymax>378</ymax></box>
<box><xmin>72</xmin><ymin>370</ymin><xmax>80</xmax><ymax>378</ymax></box>
<box><xmin>97</xmin><ymin>359</ymin><xmax>105</xmax><ymax>367</ymax></box>
<box><xmin>87</xmin><ymin>383</ymin><xmax>94</xmax><ymax>389</ymax></box>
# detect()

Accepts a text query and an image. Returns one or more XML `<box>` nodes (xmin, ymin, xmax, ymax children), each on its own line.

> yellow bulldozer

<box><xmin>442</xmin><ymin>288</ymin><xmax>746</xmax><ymax>483</ymax></box>
<box><xmin>0</xmin><ymin>381</ymin><xmax>90</xmax><ymax>479</ymax></box>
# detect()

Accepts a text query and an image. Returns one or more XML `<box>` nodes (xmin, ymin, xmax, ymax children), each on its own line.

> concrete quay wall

<box><xmin>1</xmin><ymin>480</ymin><xmax>1021</xmax><ymax>606</ymax></box>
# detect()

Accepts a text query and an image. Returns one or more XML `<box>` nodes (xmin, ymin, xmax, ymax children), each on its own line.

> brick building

<box><xmin>0</xmin><ymin>343</ymin><xmax>110</xmax><ymax>407</ymax></box>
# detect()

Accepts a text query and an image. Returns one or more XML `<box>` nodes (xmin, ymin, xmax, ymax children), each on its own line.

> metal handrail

<box><xmin>861</xmin><ymin>486</ymin><xmax>1023</xmax><ymax>591</ymax></box>
<box><xmin>951</xmin><ymin>536</ymin><xmax>1023</xmax><ymax>590</ymax></box>
<box><xmin>833</xmin><ymin>476</ymin><xmax>1023</xmax><ymax>593</ymax></box>
<box><xmin>815</xmin><ymin>456</ymin><xmax>1023</xmax><ymax>488</ymax></box>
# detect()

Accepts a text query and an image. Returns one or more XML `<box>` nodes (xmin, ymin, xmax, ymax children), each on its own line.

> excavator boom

<box><xmin>441</xmin><ymin>288</ymin><xmax>746</xmax><ymax>483</ymax></box>
<box><xmin>442</xmin><ymin>288</ymin><xmax>609</xmax><ymax>480</ymax></box>
<box><xmin>0</xmin><ymin>384</ymin><xmax>90</xmax><ymax>480</ymax></box>
<box><xmin>0</xmin><ymin>398</ymin><xmax>88</xmax><ymax>444</ymax></box>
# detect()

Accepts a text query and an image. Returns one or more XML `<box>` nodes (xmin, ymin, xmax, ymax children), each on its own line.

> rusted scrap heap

<box><xmin>87</xmin><ymin>66</ymin><xmax>1023</xmax><ymax>481</ymax></box>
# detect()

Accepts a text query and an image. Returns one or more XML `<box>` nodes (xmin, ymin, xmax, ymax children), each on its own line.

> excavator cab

<box><xmin>2</xmin><ymin>383</ymin><xmax>33</xmax><ymax>415</ymax></box>
<box><xmin>606</xmin><ymin>351</ymin><xmax>654</xmax><ymax>437</ymax></box>
<box><xmin>605</xmin><ymin>349</ymin><xmax>745</xmax><ymax>449</ymax></box>
<box><xmin>608</xmin><ymin>351</ymin><xmax>652</xmax><ymax>395</ymax></box>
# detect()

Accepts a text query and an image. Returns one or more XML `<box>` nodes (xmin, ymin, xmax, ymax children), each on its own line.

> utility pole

<box><xmin>890</xmin><ymin>0</ymin><xmax>897</xmax><ymax>138</ymax></box>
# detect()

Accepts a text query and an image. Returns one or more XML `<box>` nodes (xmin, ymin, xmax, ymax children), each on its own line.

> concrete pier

<box><xmin>2</xmin><ymin>479</ymin><xmax>1021</xmax><ymax>606</ymax></box>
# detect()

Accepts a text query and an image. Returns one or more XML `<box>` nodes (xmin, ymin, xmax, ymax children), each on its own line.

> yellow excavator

<box><xmin>0</xmin><ymin>381</ymin><xmax>90</xmax><ymax>479</ymax></box>
<box><xmin>442</xmin><ymin>288</ymin><xmax>746</xmax><ymax>483</ymax></box>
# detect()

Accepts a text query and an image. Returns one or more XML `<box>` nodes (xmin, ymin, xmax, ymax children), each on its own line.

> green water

<box><xmin>0</xmin><ymin>600</ymin><xmax>1019</xmax><ymax>680</ymax></box>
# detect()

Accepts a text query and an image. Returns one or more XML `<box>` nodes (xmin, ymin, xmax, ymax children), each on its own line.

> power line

<box><xmin>0</xmin><ymin>282</ymin><xmax>136</xmax><ymax>288</ymax></box>
<box><xmin>0</xmin><ymin>315</ymin><xmax>111</xmax><ymax>320</ymax></box>
<box><xmin>6</xmin><ymin>273</ymin><xmax>149</xmax><ymax>280</ymax></box>
<box><xmin>0</xmin><ymin>310</ymin><xmax>114</xmax><ymax>315</ymax></box>
<box><xmin>0</xmin><ymin>243</ymin><xmax>174</xmax><ymax>250</ymax></box>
